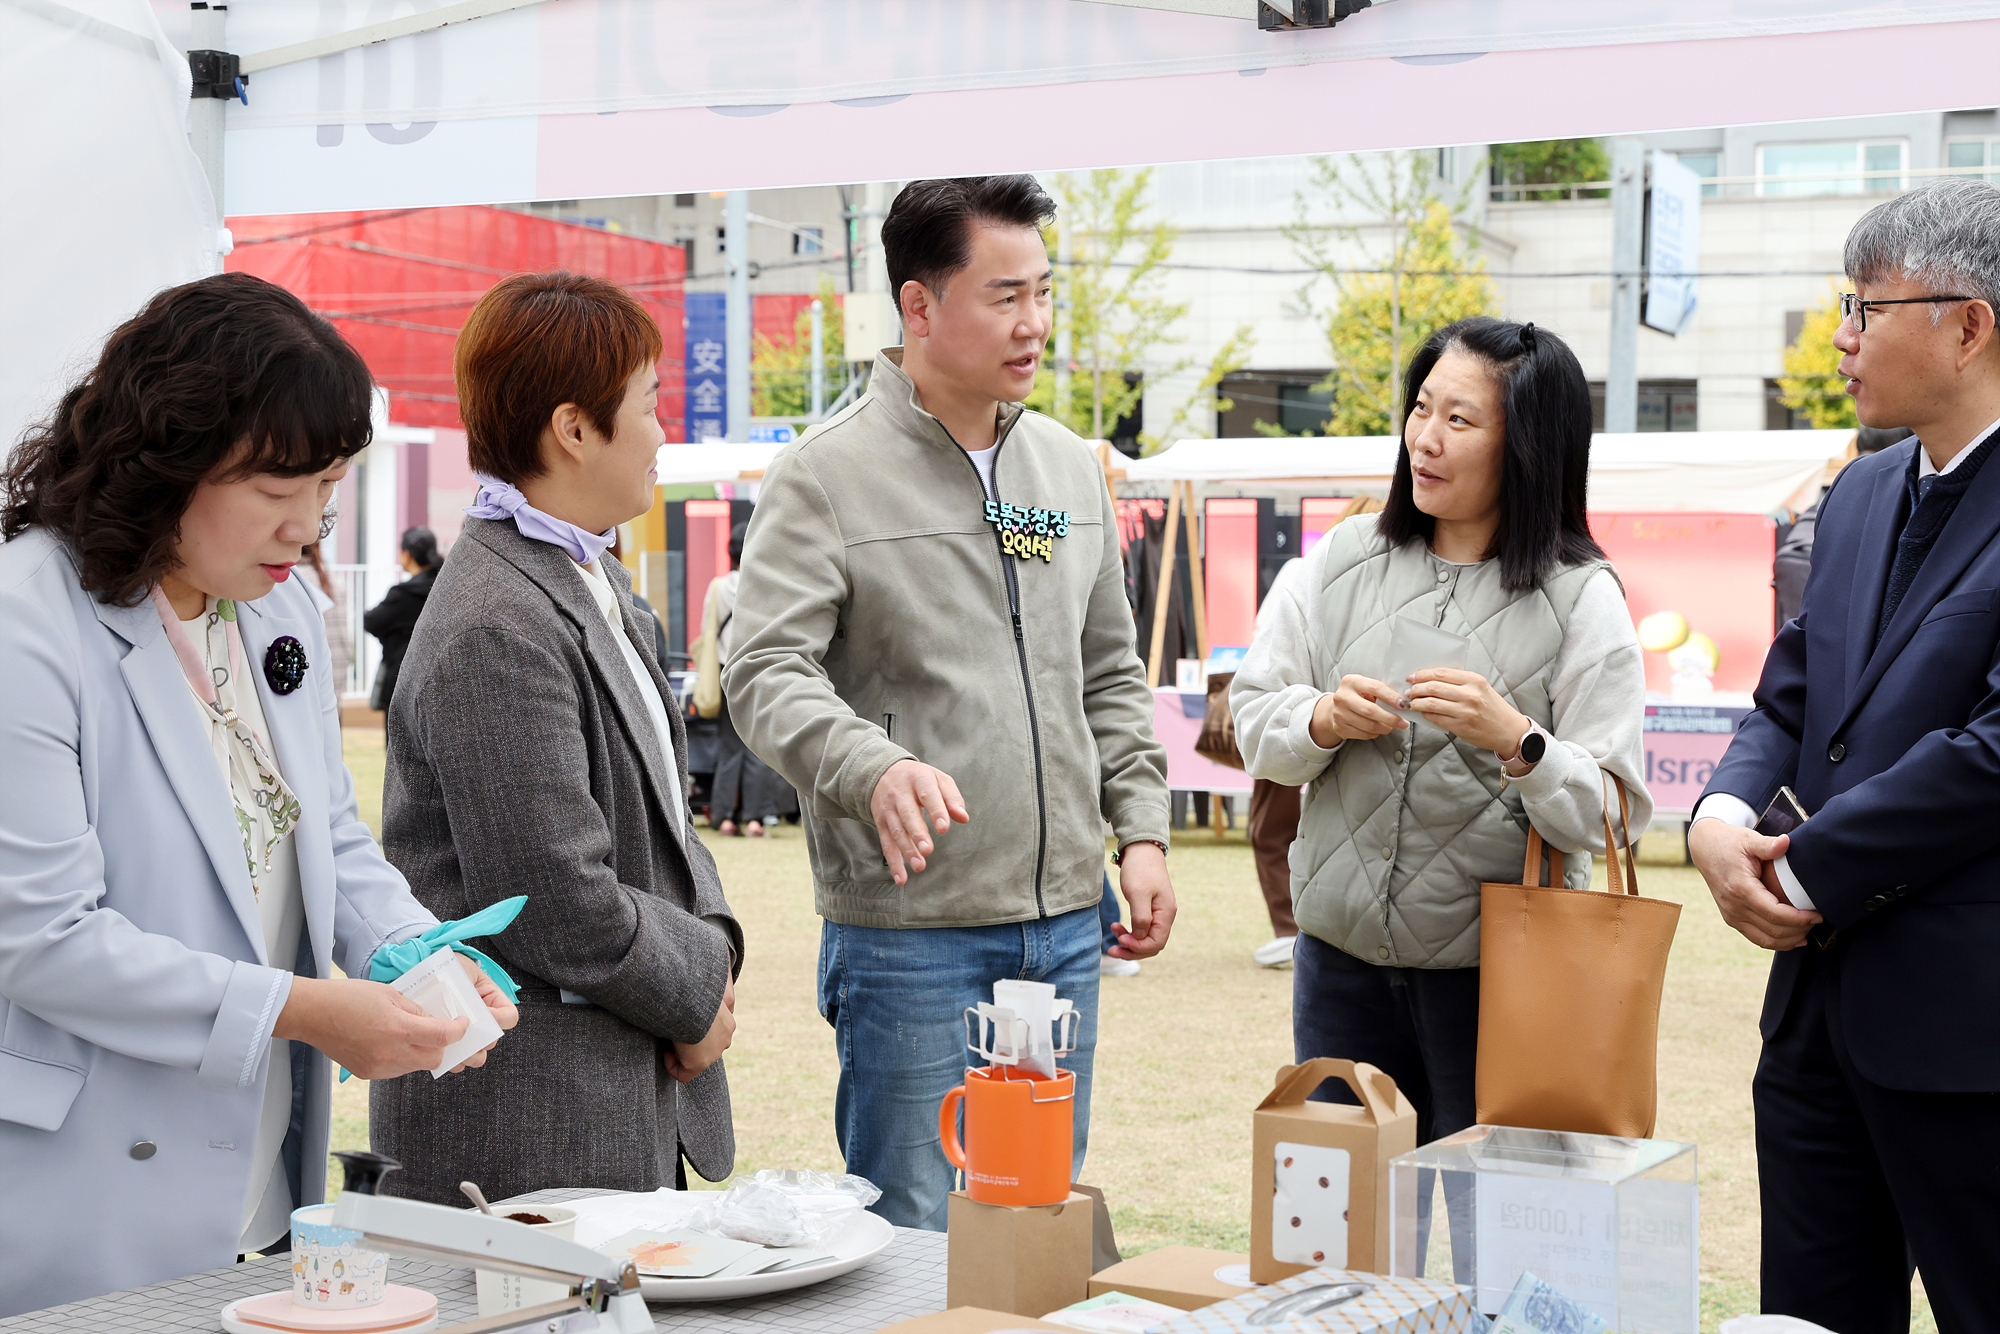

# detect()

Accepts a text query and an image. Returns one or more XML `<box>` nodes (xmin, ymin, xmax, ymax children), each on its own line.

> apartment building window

<box><xmin>673</xmin><ymin>193</ymin><xmax>697</xmax><ymax>207</ymax></box>
<box><xmin>1756</xmin><ymin>140</ymin><xmax>1906</xmax><ymax>196</ymax></box>
<box><xmin>793</xmin><ymin>226</ymin><xmax>824</xmax><ymax>256</ymax></box>
<box><xmin>1435</xmin><ymin>146</ymin><xmax>1457</xmax><ymax>183</ymax></box>
<box><xmin>1946</xmin><ymin>137</ymin><xmax>2000</xmax><ymax>184</ymax></box>
<box><xmin>1674</xmin><ymin>151</ymin><xmax>1721</xmax><ymax>198</ymax></box>
<box><xmin>716</xmin><ymin>226</ymin><xmax>727</xmax><ymax>253</ymax></box>
<box><xmin>1278</xmin><ymin>383</ymin><xmax>1334</xmax><ymax>434</ymax></box>
<box><xmin>1587</xmin><ymin>381</ymin><xmax>1698</xmax><ymax>432</ymax></box>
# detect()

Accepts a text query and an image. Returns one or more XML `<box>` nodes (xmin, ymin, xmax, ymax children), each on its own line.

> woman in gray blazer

<box><xmin>371</xmin><ymin>271</ymin><xmax>743</xmax><ymax>1205</ymax></box>
<box><xmin>0</xmin><ymin>274</ymin><xmax>516</xmax><ymax>1317</ymax></box>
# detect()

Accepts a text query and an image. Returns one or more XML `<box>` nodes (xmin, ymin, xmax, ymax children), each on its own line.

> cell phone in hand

<box><xmin>1756</xmin><ymin>786</ymin><xmax>1809</xmax><ymax>839</ymax></box>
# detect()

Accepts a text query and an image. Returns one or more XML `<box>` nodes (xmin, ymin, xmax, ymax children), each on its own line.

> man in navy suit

<box><xmin>1693</xmin><ymin>177</ymin><xmax>2000</xmax><ymax>1333</ymax></box>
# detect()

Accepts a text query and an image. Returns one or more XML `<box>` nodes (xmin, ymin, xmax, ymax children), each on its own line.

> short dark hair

<box><xmin>1856</xmin><ymin>425</ymin><xmax>1912</xmax><ymax>454</ymax></box>
<box><xmin>728</xmin><ymin>519</ymin><xmax>748</xmax><ymax>569</ymax></box>
<box><xmin>1378</xmin><ymin>316</ymin><xmax>1606</xmax><ymax>591</ymax></box>
<box><xmin>1</xmin><ymin>272</ymin><xmax>373</xmax><ymax>606</ymax></box>
<box><xmin>456</xmin><ymin>271</ymin><xmax>663</xmax><ymax>485</ymax></box>
<box><xmin>882</xmin><ymin>176</ymin><xmax>1057</xmax><ymax>316</ymax></box>
<box><xmin>401</xmin><ymin>525</ymin><xmax>443</xmax><ymax>572</ymax></box>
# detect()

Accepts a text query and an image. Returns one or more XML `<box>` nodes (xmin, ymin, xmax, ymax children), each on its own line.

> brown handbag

<box><xmin>1475</xmin><ymin>777</ymin><xmax>1680</xmax><ymax>1138</ymax></box>
<box><xmin>1194</xmin><ymin>671</ymin><xmax>1246</xmax><ymax>771</ymax></box>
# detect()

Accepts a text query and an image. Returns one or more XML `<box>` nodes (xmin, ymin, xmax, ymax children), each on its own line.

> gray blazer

<box><xmin>0</xmin><ymin>529</ymin><xmax>438</xmax><ymax>1317</ymax></box>
<box><xmin>370</xmin><ymin>516</ymin><xmax>742</xmax><ymax>1205</ymax></box>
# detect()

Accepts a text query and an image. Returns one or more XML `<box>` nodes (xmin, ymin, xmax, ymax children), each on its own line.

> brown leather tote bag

<box><xmin>1194</xmin><ymin>671</ymin><xmax>1246</xmax><ymax>771</ymax></box>
<box><xmin>1475</xmin><ymin>777</ymin><xmax>1680</xmax><ymax>1138</ymax></box>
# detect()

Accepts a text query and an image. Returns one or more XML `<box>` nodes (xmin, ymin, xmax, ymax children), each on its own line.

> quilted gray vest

<box><xmin>1292</xmin><ymin>517</ymin><xmax>1609</xmax><ymax>970</ymax></box>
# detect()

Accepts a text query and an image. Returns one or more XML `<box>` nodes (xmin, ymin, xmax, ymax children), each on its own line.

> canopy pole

<box><xmin>725</xmin><ymin>190</ymin><xmax>750</xmax><ymax>443</ymax></box>
<box><xmin>1605</xmin><ymin>138</ymin><xmax>1644</xmax><ymax>434</ymax></box>
<box><xmin>187</xmin><ymin>2</ymin><xmax>227</xmax><ymax>269</ymax></box>
<box><xmin>1184</xmin><ymin>479</ymin><xmax>1208</xmax><ymax>663</ymax></box>
<box><xmin>810</xmin><ymin>299</ymin><xmax>825</xmax><ymax>420</ymax></box>
<box><xmin>1145</xmin><ymin>483</ymin><xmax>1182</xmax><ymax>688</ymax></box>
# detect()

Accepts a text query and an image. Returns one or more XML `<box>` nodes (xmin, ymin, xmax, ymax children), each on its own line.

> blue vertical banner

<box><xmin>685</xmin><ymin>291</ymin><xmax>727</xmax><ymax>442</ymax></box>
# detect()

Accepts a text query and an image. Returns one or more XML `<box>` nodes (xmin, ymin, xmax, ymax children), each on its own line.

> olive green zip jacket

<box><xmin>723</xmin><ymin>350</ymin><xmax>1170</xmax><ymax>929</ymax></box>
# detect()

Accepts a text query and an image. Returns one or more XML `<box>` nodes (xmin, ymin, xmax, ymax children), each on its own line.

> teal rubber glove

<box><xmin>339</xmin><ymin>895</ymin><xmax>527</xmax><ymax>1082</ymax></box>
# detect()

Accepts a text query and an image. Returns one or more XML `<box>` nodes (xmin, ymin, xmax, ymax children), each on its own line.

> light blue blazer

<box><xmin>0</xmin><ymin>529</ymin><xmax>439</xmax><ymax>1317</ymax></box>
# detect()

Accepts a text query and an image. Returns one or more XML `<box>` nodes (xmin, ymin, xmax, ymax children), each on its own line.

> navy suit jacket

<box><xmin>1701</xmin><ymin>434</ymin><xmax>2000</xmax><ymax>1092</ymax></box>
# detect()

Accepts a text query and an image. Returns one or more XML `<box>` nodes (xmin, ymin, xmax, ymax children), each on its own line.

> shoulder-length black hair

<box><xmin>1</xmin><ymin>271</ymin><xmax>374</xmax><ymax>606</ymax></box>
<box><xmin>1377</xmin><ymin>316</ymin><xmax>1604</xmax><ymax>590</ymax></box>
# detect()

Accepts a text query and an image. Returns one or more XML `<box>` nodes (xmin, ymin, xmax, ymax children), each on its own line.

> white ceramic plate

<box><xmin>560</xmin><ymin>1192</ymin><xmax>896</xmax><ymax>1304</ymax></box>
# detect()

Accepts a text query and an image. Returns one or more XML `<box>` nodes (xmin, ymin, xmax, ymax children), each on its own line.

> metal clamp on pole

<box><xmin>1257</xmin><ymin>0</ymin><xmax>1371</xmax><ymax>31</ymax></box>
<box><xmin>187</xmin><ymin>48</ymin><xmax>245</xmax><ymax>102</ymax></box>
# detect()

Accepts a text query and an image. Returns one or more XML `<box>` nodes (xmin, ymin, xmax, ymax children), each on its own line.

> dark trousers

<box><xmin>1248</xmin><ymin>778</ymin><xmax>1300</xmax><ymax>937</ymax></box>
<box><xmin>1755</xmin><ymin>951</ymin><xmax>2000</xmax><ymax>1334</ymax></box>
<box><xmin>1293</xmin><ymin>932</ymin><xmax>1479</xmax><ymax>1280</ymax></box>
<box><xmin>712</xmin><ymin>699</ymin><xmax>794</xmax><ymax>825</ymax></box>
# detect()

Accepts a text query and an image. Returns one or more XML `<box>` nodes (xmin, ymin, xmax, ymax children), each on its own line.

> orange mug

<box><xmin>938</xmin><ymin>1065</ymin><xmax>1075</xmax><ymax>1207</ymax></box>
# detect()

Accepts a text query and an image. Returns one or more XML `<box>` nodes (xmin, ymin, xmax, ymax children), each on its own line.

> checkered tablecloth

<box><xmin>0</xmin><ymin>1189</ymin><xmax>946</xmax><ymax>1334</ymax></box>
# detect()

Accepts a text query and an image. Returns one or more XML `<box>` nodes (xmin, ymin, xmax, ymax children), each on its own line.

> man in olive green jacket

<box><xmin>724</xmin><ymin>175</ymin><xmax>1174</xmax><ymax>1230</ymax></box>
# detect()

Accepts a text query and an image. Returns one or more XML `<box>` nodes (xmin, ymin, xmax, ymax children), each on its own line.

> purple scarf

<box><xmin>464</xmin><ymin>473</ymin><xmax>616</xmax><ymax>565</ymax></box>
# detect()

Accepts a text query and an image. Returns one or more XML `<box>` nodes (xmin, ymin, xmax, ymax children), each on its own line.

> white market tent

<box><xmin>1127</xmin><ymin>429</ymin><xmax>1855</xmax><ymax>514</ymax></box>
<box><xmin>9</xmin><ymin>1</ymin><xmax>2000</xmax><ymax>445</ymax></box>
<box><xmin>651</xmin><ymin>441</ymin><xmax>785</xmax><ymax>487</ymax></box>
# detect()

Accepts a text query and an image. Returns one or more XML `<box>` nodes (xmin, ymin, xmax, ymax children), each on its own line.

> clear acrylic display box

<box><xmin>1389</xmin><ymin>1125</ymin><xmax>1697</xmax><ymax>1332</ymax></box>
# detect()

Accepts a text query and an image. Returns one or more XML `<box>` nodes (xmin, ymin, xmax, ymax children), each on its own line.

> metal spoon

<box><xmin>459</xmin><ymin>1181</ymin><xmax>496</xmax><ymax>1216</ymax></box>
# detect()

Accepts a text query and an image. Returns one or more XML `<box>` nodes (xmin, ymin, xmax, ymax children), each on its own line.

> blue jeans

<box><xmin>1098</xmin><ymin>873</ymin><xmax>1121</xmax><ymax>953</ymax></box>
<box><xmin>818</xmin><ymin>907</ymin><xmax>1101</xmax><ymax>1232</ymax></box>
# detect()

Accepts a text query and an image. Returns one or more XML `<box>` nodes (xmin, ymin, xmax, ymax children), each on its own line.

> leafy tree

<box><xmin>1139</xmin><ymin>324</ymin><xmax>1257</xmax><ymax>456</ymax></box>
<box><xmin>1777</xmin><ymin>290</ymin><xmax>1857</xmax><ymax>429</ymax></box>
<box><xmin>1280</xmin><ymin>154</ymin><xmax>1498</xmax><ymax>438</ymax></box>
<box><xmin>750</xmin><ymin>276</ymin><xmax>848</xmax><ymax>418</ymax></box>
<box><xmin>1024</xmin><ymin>168</ymin><xmax>1190</xmax><ymax>440</ymax></box>
<box><xmin>1490</xmin><ymin>139</ymin><xmax>1611</xmax><ymax>201</ymax></box>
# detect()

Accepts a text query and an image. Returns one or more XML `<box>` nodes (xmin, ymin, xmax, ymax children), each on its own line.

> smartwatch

<box><xmin>1502</xmin><ymin>723</ymin><xmax>1547</xmax><ymax>777</ymax></box>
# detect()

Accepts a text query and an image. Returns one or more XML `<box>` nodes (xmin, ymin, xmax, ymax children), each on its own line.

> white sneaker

<box><xmin>1252</xmin><ymin>935</ymin><xmax>1297</xmax><ymax>968</ymax></box>
<box><xmin>1100</xmin><ymin>953</ymin><xmax>1142</xmax><ymax>977</ymax></box>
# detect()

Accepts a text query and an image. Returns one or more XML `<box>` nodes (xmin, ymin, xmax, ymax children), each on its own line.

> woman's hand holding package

<box><xmin>276</xmin><ymin>976</ymin><xmax>469</xmax><ymax>1080</ymax></box>
<box><xmin>1308</xmin><ymin>674</ymin><xmax>1411</xmax><ymax>748</ymax></box>
<box><xmin>1402</xmin><ymin>667</ymin><xmax>1532</xmax><ymax>756</ymax></box>
<box><xmin>446</xmin><ymin>953</ymin><xmax>520</xmax><ymax>1073</ymax></box>
<box><xmin>664</xmin><ymin>973</ymin><xmax>736</xmax><ymax>1083</ymax></box>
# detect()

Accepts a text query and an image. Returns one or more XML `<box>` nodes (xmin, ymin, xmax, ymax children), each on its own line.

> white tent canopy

<box><xmin>1125</xmin><ymin>429</ymin><xmax>1854</xmax><ymax>514</ymax></box>
<box><xmin>7</xmin><ymin>0</ymin><xmax>1991</xmax><ymax>447</ymax></box>
<box><xmin>651</xmin><ymin>440</ymin><xmax>784</xmax><ymax>486</ymax></box>
<box><xmin>156</xmin><ymin>0</ymin><xmax>2000</xmax><ymax>213</ymax></box>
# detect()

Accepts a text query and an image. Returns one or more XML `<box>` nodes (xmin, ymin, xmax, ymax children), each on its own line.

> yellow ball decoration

<box><xmin>1637</xmin><ymin>610</ymin><xmax>1691</xmax><ymax>654</ymax></box>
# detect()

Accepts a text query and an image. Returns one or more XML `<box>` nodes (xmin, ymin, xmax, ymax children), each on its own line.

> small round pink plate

<box><xmin>220</xmin><ymin>1285</ymin><xmax>438</xmax><ymax>1334</ymax></box>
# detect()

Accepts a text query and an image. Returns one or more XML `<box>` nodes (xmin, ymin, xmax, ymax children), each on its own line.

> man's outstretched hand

<box><xmin>1690</xmin><ymin>818</ymin><xmax>1822</xmax><ymax>951</ymax></box>
<box><xmin>870</xmin><ymin>758</ymin><xmax>971</xmax><ymax>885</ymax></box>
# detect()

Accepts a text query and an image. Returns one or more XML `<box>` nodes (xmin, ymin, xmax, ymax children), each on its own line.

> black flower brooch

<box><xmin>264</xmin><ymin>636</ymin><xmax>309</xmax><ymax>695</ymax></box>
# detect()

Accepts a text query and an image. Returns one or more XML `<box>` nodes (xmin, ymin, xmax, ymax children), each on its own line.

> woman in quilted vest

<box><xmin>1232</xmin><ymin>317</ymin><xmax>1650</xmax><ymax>1169</ymax></box>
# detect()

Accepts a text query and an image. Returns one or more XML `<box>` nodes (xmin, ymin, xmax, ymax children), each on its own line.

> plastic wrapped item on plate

<box><xmin>685</xmin><ymin>1169</ymin><xmax>883</xmax><ymax>1248</ymax></box>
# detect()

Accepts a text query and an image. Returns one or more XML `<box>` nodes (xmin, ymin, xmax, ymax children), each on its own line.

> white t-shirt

<box><xmin>966</xmin><ymin>442</ymin><xmax>1000</xmax><ymax>500</ymax></box>
<box><xmin>574</xmin><ymin>560</ymin><xmax>685</xmax><ymax>843</ymax></box>
<box><xmin>178</xmin><ymin>607</ymin><xmax>304</xmax><ymax>1255</ymax></box>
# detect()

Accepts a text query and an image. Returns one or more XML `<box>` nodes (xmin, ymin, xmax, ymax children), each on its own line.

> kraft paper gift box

<box><xmin>946</xmin><ymin>1190</ymin><xmax>1094</xmax><ymax>1317</ymax></box>
<box><xmin>1151</xmin><ymin>1269</ymin><xmax>1481</xmax><ymax>1334</ymax></box>
<box><xmin>1086</xmin><ymin>1247</ymin><xmax>1256</xmax><ymax>1311</ymax></box>
<box><xmin>1252</xmin><ymin>1059</ymin><xmax>1419</xmax><ymax>1283</ymax></box>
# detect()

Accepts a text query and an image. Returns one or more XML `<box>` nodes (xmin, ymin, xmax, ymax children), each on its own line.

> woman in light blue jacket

<box><xmin>0</xmin><ymin>273</ymin><xmax>516</xmax><ymax>1316</ymax></box>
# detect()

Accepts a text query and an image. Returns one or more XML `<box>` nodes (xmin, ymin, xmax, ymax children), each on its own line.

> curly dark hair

<box><xmin>1</xmin><ymin>272</ymin><xmax>374</xmax><ymax>606</ymax></box>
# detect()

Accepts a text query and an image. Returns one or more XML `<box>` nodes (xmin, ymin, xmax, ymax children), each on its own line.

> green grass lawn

<box><xmin>335</xmin><ymin>727</ymin><xmax>1934</xmax><ymax>1331</ymax></box>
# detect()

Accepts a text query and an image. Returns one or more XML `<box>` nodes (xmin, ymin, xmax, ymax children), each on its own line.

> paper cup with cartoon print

<box><xmin>290</xmin><ymin>1203</ymin><xmax>391</xmax><ymax>1309</ymax></box>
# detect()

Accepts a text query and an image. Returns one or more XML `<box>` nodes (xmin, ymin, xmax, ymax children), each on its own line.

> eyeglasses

<box><xmin>1839</xmin><ymin>291</ymin><xmax>1977</xmax><ymax>332</ymax></box>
